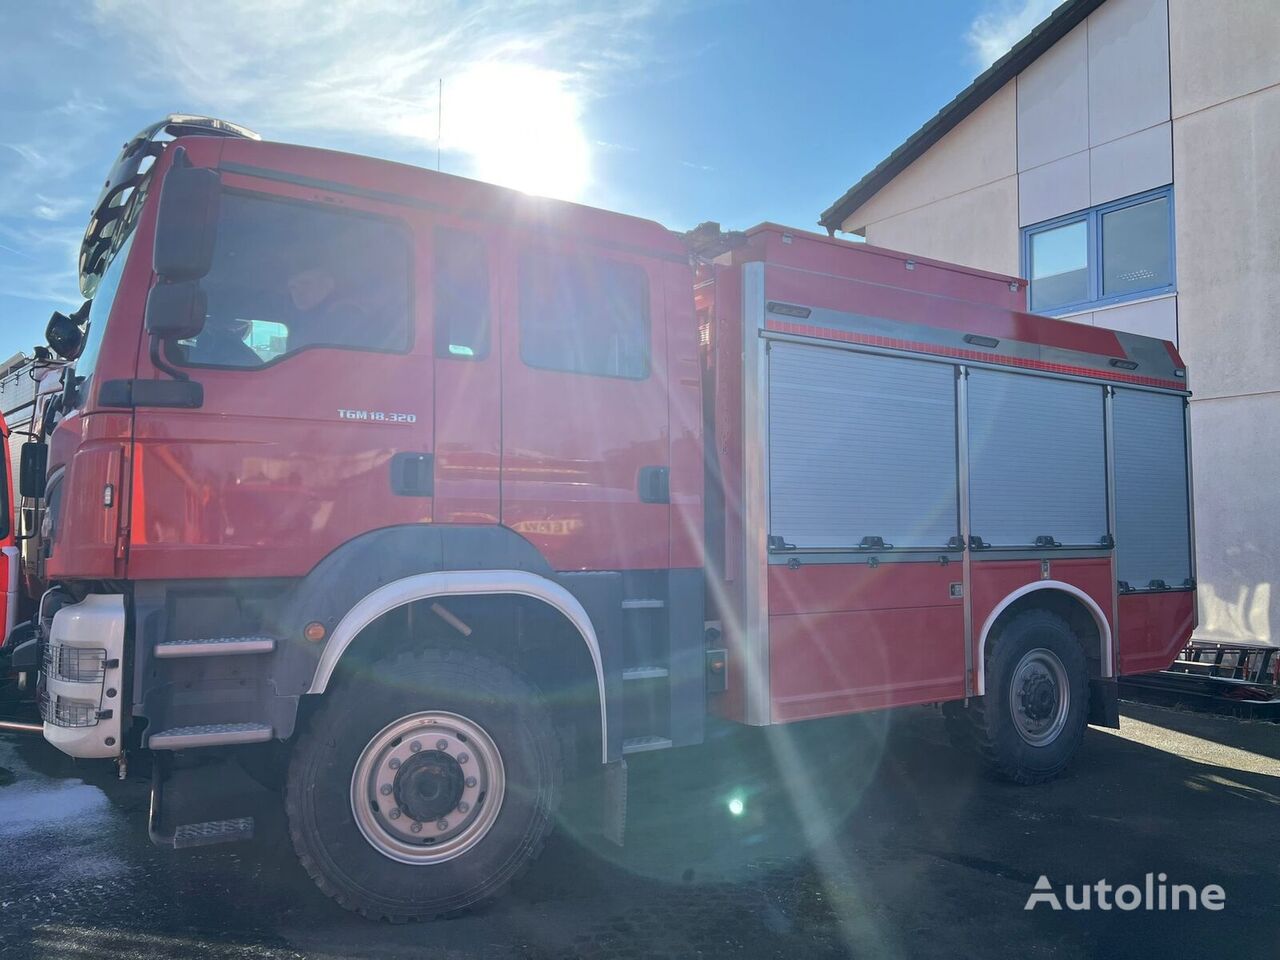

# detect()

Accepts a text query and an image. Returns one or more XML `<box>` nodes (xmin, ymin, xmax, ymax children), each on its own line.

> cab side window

<box><xmin>172</xmin><ymin>192</ymin><xmax>412</xmax><ymax>368</ymax></box>
<box><xmin>434</xmin><ymin>228</ymin><xmax>490</xmax><ymax>359</ymax></box>
<box><xmin>518</xmin><ymin>251</ymin><xmax>649</xmax><ymax>379</ymax></box>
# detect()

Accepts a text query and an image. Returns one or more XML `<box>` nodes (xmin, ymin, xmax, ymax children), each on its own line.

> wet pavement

<box><xmin>1</xmin><ymin>702</ymin><xmax>1277</xmax><ymax>959</ymax></box>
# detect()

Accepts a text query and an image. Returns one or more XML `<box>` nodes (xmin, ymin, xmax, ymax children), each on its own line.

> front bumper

<box><xmin>40</xmin><ymin>594</ymin><xmax>125</xmax><ymax>758</ymax></box>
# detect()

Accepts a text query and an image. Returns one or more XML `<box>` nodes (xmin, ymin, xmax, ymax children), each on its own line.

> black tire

<box><xmin>958</xmin><ymin>609</ymin><xmax>1090</xmax><ymax>784</ymax></box>
<box><xmin>285</xmin><ymin>648</ymin><xmax>561</xmax><ymax>921</ymax></box>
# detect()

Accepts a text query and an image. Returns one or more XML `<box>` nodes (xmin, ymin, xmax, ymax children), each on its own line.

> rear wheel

<box><xmin>956</xmin><ymin>609</ymin><xmax>1089</xmax><ymax>784</ymax></box>
<box><xmin>286</xmin><ymin>649</ymin><xmax>561</xmax><ymax>920</ymax></box>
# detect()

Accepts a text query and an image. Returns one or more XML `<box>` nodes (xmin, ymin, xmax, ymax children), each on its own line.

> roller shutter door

<box><xmin>1112</xmin><ymin>389</ymin><xmax>1192</xmax><ymax>590</ymax></box>
<box><xmin>768</xmin><ymin>342</ymin><xmax>958</xmax><ymax>550</ymax></box>
<box><xmin>967</xmin><ymin>369</ymin><xmax>1107</xmax><ymax>548</ymax></box>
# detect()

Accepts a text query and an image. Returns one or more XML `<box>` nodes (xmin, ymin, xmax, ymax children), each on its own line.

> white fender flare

<box><xmin>975</xmin><ymin>580</ymin><xmax>1113</xmax><ymax>695</ymax></box>
<box><xmin>307</xmin><ymin>569</ymin><xmax>608</xmax><ymax>763</ymax></box>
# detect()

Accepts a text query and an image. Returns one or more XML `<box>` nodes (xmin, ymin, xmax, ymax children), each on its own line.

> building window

<box><xmin>1022</xmin><ymin>187</ymin><xmax>1174</xmax><ymax>315</ymax></box>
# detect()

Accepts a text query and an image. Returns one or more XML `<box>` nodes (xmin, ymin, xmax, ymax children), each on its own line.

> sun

<box><xmin>443</xmin><ymin>62</ymin><xmax>590</xmax><ymax>202</ymax></box>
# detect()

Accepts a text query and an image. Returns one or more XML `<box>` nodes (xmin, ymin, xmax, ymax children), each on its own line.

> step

<box><xmin>171</xmin><ymin>817</ymin><xmax>256</xmax><ymax>849</ymax></box>
<box><xmin>622</xmin><ymin>666</ymin><xmax>669</xmax><ymax>681</ymax></box>
<box><xmin>155</xmin><ymin>636</ymin><xmax>276</xmax><ymax>659</ymax></box>
<box><xmin>148</xmin><ymin>722</ymin><xmax>274</xmax><ymax>750</ymax></box>
<box><xmin>621</xmin><ymin>598</ymin><xmax>665</xmax><ymax>610</ymax></box>
<box><xmin>622</xmin><ymin>735</ymin><xmax>673</xmax><ymax>754</ymax></box>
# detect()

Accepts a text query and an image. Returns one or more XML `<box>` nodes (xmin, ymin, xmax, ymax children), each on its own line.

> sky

<box><xmin>0</xmin><ymin>0</ymin><xmax>1059</xmax><ymax>363</ymax></box>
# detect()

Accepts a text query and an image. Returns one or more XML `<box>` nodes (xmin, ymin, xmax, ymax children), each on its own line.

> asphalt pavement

<box><xmin>1</xmin><ymin>702</ymin><xmax>1277</xmax><ymax>959</ymax></box>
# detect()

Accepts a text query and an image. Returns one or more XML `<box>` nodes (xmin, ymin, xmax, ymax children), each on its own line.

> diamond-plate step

<box><xmin>171</xmin><ymin>817</ymin><xmax>255</xmax><ymax>849</ymax></box>
<box><xmin>148</xmin><ymin>722</ymin><xmax>274</xmax><ymax>750</ymax></box>
<box><xmin>622</xmin><ymin>666</ymin><xmax>669</xmax><ymax>681</ymax></box>
<box><xmin>622</xmin><ymin>735</ymin><xmax>673</xmax><ymax>754</ymax></box>
<box><xmin>155</xmin><ymin>636</ymin><xmax>276</xmax><ymax>659</ymax></box>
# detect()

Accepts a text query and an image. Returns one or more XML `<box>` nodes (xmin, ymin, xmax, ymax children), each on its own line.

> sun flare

<box><xmin>442</xmin><ymin>62</ymin><xmax>590</xmax><ymax>201</ymax></box>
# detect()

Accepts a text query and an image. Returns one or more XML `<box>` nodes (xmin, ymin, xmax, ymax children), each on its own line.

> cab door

<box><xmin>499</xmin><ymin>237</ymin><xmax>671</xmax><ymax>572</ymax></box>
<box><xmin>127</xmin><ymin>175</ymin><xmax>432</xmax><ymax>581</ymax></box>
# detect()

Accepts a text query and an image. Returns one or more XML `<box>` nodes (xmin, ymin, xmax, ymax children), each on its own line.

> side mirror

<box><xmin>45</xmin><ymin>311</ymin><xmax>85</xmax><ymax>360</ymax></box>
<box><xmin>19</xmin><ymin>442</ymin><xmax>48</xmax><ymax>500</ymax></box>
<box><xmin>145</xmin><ymin>280</ymin><xmax>208</xmax><ymax>339</ymax></box>
<box><xmin>153</xmin><ymin>148</ymin><xmax>221</xmax><ymax>281</ymax></box>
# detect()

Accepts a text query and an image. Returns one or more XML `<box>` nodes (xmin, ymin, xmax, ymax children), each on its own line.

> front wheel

<box><xmin>286</xmin><ymin>649</ymin><xmax>561</xmax><ymax>920</ymax></box>
<box><xmin>957</xmin><ymin>609</ymin><xmax>1090</xmax><ymax>784</ymax></box>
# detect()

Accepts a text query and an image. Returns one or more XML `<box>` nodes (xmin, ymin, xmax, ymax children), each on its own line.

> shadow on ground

<box><xmin>1</xmin><ymin>701</ymin><xmax>1276</xmax><ymax>959</ymax></box>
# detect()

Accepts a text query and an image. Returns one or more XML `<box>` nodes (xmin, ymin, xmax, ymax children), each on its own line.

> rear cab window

<box><xmin>518</xmin><ymin>251</ymin><xmax>649</xmax><ymax>379</ymax></box>
<box><xmin>171</xmin><ymin>192</ymin><xmax>412</xmax><ymax>368</ymax></box>
<box><xmin>434</xmin><ymin>227</ymin><xmax>490</xmax><ymax>360</ymax></box>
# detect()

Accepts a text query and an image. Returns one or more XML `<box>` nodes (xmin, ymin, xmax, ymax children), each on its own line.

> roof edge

<box><xmin>818</xmin><ymin>0</ymin><xmax>1106</xmax><ymax>232</ymax></box>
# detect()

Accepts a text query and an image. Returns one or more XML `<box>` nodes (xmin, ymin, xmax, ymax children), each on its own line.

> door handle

<box><xmin>637</xmin><ymin>465</ymin><xmax>669</xmax><ymax>504</ymax></box>
<box><xmin>390</xmin><ymin>452</ymin><xmax>434</xmax><ymax>497</ymax></box>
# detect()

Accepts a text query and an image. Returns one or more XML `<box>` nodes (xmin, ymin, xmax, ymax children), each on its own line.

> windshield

<box><xmin>74</xmin><ymin>233</ymin><xmax>136</xmax><ymax>392</ymax></box>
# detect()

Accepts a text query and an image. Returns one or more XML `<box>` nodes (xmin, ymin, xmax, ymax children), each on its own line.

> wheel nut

<box><xmin>389</xmin><ymin>808</ymin><xmax>401</xmax><ymax>820</ymax></box>
<box><xmin>410</xmin><ymin>740</ymin><xmax>422</xmax><ymax>753</ymax></box>
<box><xmin>465</xmin><ymin>776</ymin><xmax>477</xmax><ymax>788</ymax></box>
<box><xmin>380</xmin><ymin>783</ymin><xmax>393</xmax><ymax>796</ymax></box>
<box><xmin>436</xmin><ymin>739</ymin><xmax>449</xmax><ymax>751</ymax></box>
<box><xmin>457</xmin><ymin>753</ymin><xmax>469</xmax><ymax>764</ymax></box>
<box><xmin>437</xmin><ymin>819</ymin><xmax>449</xmax><ymax>830</ymax></box>
<box><xmin>458</xmin><ymin>801</ymin><xmax>470</xmax><ymax>813</ymax></box>
<box><xmin>411</xmin><ymin>821</ymin><xmax>423</xmax><ymax>833</ymax></box>
<box><xmin>389</xmin><ymin>757</ymin><xmax>401</xmax><ymax>769</ymax></box>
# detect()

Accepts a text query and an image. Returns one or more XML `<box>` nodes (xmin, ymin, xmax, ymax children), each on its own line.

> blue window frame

<box><xmin>1021</xmin><ymin>186</ymin><xmax>1175</xmax><ymax>315</ymax></box>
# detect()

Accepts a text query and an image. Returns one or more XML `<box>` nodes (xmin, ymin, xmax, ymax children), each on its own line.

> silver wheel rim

<box><xmin>1009</xmin><ymin>648</ymin><xmax>1070</xmax><ymax>747</ymax></box>
<box><xmin>350</xmin><ymin>711</ymin><xmax>505</xmax><ymax>865</ymax></box>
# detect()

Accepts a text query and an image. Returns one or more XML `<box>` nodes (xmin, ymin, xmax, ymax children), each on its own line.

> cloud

<box><xmin>86</xmin><ymin>0</ymin><xmax>670</xmax><ymax>200</ymax></box>
<box><xmin>966</xmin><ymin>0</ymin><xmax>1060</xmax><ymax>70</ymax></box>
<box><xmin>0</xmin><ymin>0</ymin><xmax>676</xmax><ymax>350</ymax></box>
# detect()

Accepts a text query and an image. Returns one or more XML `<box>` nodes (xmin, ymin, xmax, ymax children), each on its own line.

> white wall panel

<box><xmin>1087</xmin><ymin>0</ymin><xmax>1171</xmax><ymax>145</ymax></box>
<box><xmin>1019</xmin><ymin>150</ymin><xmax>1091</xmax><ymax>226</ymax></box>
<box><xmin>1017</xmin><ymin>22</ymin><xmax>1089</xmax><ymax>170</ymax></box>
<box><xmin>1089</xmin><ymin>122</ymin><xmax>1172</xmax><ymax>207</ymax></box>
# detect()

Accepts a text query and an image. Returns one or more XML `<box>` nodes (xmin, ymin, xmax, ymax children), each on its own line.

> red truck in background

<box><xmin>10</xmin><ymin>116</ymin><xmax>1196</xmax><ymax>921</ymax></box>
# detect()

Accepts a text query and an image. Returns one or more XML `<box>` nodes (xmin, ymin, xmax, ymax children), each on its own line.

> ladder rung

<box><xmin>155</xmin><ymin>636</ymin><xmax>276</xmax><ymax>659</ymax></box>
<box><xmin>621</xmin><ymin>599</ymin><xmax>665</xmax><ymax>610</ymax></box>
<box><xmin>149</xmin><ymin>722</ymin><xmax>273</xmax><ymax>750</ymax></box>
<box><xmin>622</xmin><ymin>735</ymin><xmax>673</xmax><ymax>754</ymax></box>
<box><xmin>623</xmin><ymin>666</ymin><xmax>669</xmax><ymax>681</ymax></box>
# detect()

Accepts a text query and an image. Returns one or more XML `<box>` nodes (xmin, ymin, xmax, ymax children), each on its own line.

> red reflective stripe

<box><xmin>766</xmin><ymin>320</ymin><xmax>1185</xmax><ymax>391</ymax></box>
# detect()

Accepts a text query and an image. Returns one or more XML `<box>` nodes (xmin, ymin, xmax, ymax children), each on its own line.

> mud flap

<box><xmin>602</xmin><ymin>758</ymin><xmax>628</xmax><ymax>847</ymax></box>
<box><xmin>1088</xmin><ymin>678</ymin><xmax>1120</xmax><ymax>729</ymax></box>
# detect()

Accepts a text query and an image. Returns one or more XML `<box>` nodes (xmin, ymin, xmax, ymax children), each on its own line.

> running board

<box><xmin>155</xmin><ymin>636</ymin><xmax>276</xmax><ymax>658</ymax></box>
<box><xmin>622</xmin><ymin>666</ymin><xmax>669</xmax><ymax>681</ymax></box>
<box><xmin>148</xmin><ymin>722</ymin><xmax>274</xmax><ymax>750</ymax></box>
<box><xmin>622</xmin><ymin>735</ymin><xmax>673</xmax><ymax>754</ymax></box>
<box><xmin>170</xmin><ymin>817</ymin><xmax>256</xmax><ymax>849</ymax></box>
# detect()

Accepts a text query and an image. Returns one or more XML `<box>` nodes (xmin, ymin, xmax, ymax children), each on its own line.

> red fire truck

<box><xmin>14</xmin><ymin>116</ymin><xmax>1195</xmax><ymax>920</ymax></box>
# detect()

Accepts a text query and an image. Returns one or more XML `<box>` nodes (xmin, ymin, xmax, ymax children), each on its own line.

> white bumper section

<box><xmin>42</xmin><ymin>594</ymin><xmax>126</xmax><ymax>759</ymax></box>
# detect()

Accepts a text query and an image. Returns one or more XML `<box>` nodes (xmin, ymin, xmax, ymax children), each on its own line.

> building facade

<box><xmin>821</xmin><ymin>0</ymin><xmax>1280</xmax><ymax>647</ymax></box>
